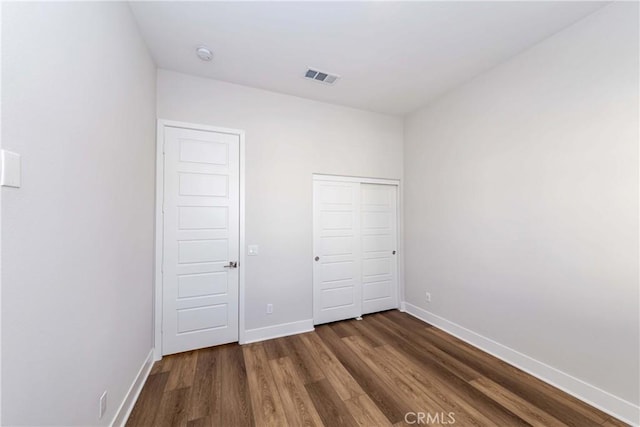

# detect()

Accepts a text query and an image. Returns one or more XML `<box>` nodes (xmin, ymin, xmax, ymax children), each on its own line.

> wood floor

<box><xmin>127</xmin><ymin>310</ymin><xmax>627</xmax><ymax>427</ymax></box>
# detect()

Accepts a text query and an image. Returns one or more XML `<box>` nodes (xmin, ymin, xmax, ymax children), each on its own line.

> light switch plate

<box><xmin>248</xmin><ymin>245</ymin><xmax>259</xmax><ymax>256</ymax></box>
<box><xmin>0</xmin><ymin>149</ymin><xmax>21</xmax><ymax>188</ymax></box>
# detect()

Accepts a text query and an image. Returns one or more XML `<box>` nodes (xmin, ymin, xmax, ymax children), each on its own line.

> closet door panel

<box><xmin>361</xmin><ymin>184</ymin><xmax>398</xmax><ymax>314</ymax></box>
<box><xmin>313</xmin><ymin>181</ymin><xmax>362</xmax><ymax>324</ymax></box>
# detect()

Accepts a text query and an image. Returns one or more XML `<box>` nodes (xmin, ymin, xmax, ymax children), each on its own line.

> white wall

<box><xmin>158</xmin><ymin>70</ymin><xmax>403</xmax><ymax>333</ymax></box>
<box><xmin>2</xmin><ymin>3</ymin><xmax>156</xmax><ymax>425</ymax></box>
<box><xmin>404</xmin><ymin>2</ymin><xmax>639</xmax><ymax>422</ymax></box>
<box><xmin>0</xmin><ymin>2</ymin><xmax>3</xmax><ymax>422</ymax></box>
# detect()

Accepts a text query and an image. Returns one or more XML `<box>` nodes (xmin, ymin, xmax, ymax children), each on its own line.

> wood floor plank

<box><xmin>126</xmin><ymin>372</ymin><xmax>169</xmax><ymax>427</ymax></box>
<box><xmin>298</xmin><ymin>332</ymin><xmax>364</xmax><ymax>400</ymax></box>
<box><xmin>368</xmin><ymin>315</ymin><xmax>486</xmax><ymax>386</ymax></box>
<box><xmin>372</xmin><ymin>313</ymin><xmax>482</xmax><ymax>382</ymax></box>
<box><xmin>348</xmin><ymin>317</ymin><xmax>391</xmax><ymax>347</ymax></box>
<box><xmin>332</xmin><ymin>319</ymin><xmax>387</xmax><ymax>349</ymax></box>
<box><xmin>376</xmin><ymin>346</ymin><xmax>495</xmax><ymax>427</ymax></box>
<box><xmin>186</xmin><ymin>417</ymin><xmax>210</xmax><ymax>427</ymax></box>
<box><xmin>378</xmin><ymin>344</ymin><xmax>528</xmax><ymax>427</ymax></box>
<box><xmin>243</xmin><ymin>343</ymin><xmax>288</xmax><ymax>427</ymax></box>
<box><xmin>263</xmin><ymin>337</ymin><xmax>289</xmax><ymax>360</ymax></box>
<box><xmin>149</xmin><ymin>354</ymin><xmax>174</xmax><ymax>375</ymax></box>
<box><xmin>315</xmin><ymin>324</ymin><xmax>413</xmax><ymax>424</ymax></box>
<box><xmin>305</xmin><ymin>379</ymin><xmax>360</xmax><ymax>427</ymax></box>
<box><xmin>385</xmin><ymin>309</ymin><xmax>434</xmax><ymax>330</ymax></box>
<box><xmin>344</xmin><ymin>394</ymin><xmax>393</xmax><ymax>427</ymax></box>
<box><xmin>187</xmin><ymin>346</ymin><xmax>219</xmax><ymax>422</ymax></box>
<box><xmin>341</xmin><ymin>335</ymin><xmax>446</xmax><ymax>412</ymax></box>
<box><xmin>343</xmin><ymin>335</ymin><xmax>497</xmax><ymax>427</ymax></box>
<box><xmin>219</xmin><ymin>344</ymin><xmax>254</xmax><ymax>427</ymax></box>
<box><xmin>281</xmin><ymin>334</ymin><xmax>325</xmax><ymax>384</ymax></box>
<box><xmin>165</xmin><ymin>350</ymin><xmax>198</xmax><ymax>391</ymax></box>
<box><xmin>269</xmin><ymin>356</ymin><xmax>324</xmax><ymax>427</ymax></box>
<box><xmin>154</xmin><ymin>387</ymin><xmax>192</xmax><ymax>427</ymax></box>
<box><xmin>471</xmin><ymin>376</ymin><xmax>566</xmax><ymax>427</ymax></box>
<box><xmin>329</xmin><ymin>320</ymin><xmax>355</xmax><ymax>338</ymax></box>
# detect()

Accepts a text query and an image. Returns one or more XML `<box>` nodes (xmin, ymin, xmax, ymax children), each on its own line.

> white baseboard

<box><xmin>243</xmin><ymin>319</ymin><xmax>314</xmax><ymax>344</ymax></box>
<box><xmin>110</xmin><ymin>348</ymin><xmax>155</xmax><ymax>427</ymax></box>
<box><xmin>402</xmin><ymin>302</ymin><xmax>639</xmax><ymax>426</ymax></box>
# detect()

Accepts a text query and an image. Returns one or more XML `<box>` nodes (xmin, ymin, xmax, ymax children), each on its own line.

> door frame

<box><xmin>312</xmin><ymin>174</ymin><xmax>404</xmax><ymax>319</ymax></box>
<box><xmin>154</xmin><ymin>119</ymin><xmax>246</xmax><ymax>361</ymax></box>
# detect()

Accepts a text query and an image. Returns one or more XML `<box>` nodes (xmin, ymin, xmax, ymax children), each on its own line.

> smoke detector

<box><xmin>304</xmin><ymin>68</ymin><xmax>339</xmax><ymax>85</ymax></box>
<box><xmin>196</xmin><ymin>46</ymin><xmax>213</xmax><ymax>61</ymax></box>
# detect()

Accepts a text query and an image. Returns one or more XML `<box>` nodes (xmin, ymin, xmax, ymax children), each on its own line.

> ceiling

<box><xmin>130</xmin><ymin>1</ymin><xmax>607</xmax><ymax>116</ymax></box>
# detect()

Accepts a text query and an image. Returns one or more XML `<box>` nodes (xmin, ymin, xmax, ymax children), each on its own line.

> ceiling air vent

<box><xmin>304</xmin><ymin>68</ymin><xmax>339</xmax><ymax>85</ymax></box>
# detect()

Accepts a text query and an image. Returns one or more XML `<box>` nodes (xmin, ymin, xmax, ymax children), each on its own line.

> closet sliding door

<box><xmin>313</xmin><ymin>176</ymin><xmax>399</xmax><ymax>325</ymax></box>
<box><xmin>361</xmin><ymin>184</ymin><xmax>398</xmax><ymax>314</ymax></box>
<box><xmin>312</xmin><ymin>180</ymin><xmax>362</xmax><ymax>324</ymax></box>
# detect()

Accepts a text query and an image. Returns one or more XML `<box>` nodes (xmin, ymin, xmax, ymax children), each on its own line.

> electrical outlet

<box><xmin>267</xmin><ymin>304</ymin><xmax>273</xmax><ymax>314</ymax></box>
<box><xmin>426</xmin><ymin>292</ymin><xmax>431</xmax><ymax>303</ymax></box>
<box><xmin>99</xmin><ymin>391</ymin><xmax>108</xmax><ymax>419</ymax></box>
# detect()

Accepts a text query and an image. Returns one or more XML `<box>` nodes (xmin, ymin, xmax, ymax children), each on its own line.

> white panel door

<box><xmin>313</xmin><ymin>181</ymin><xmax>361</xmax><ymax>324</ymax></box>
<box><xmin>162</xmin><ymin>126</ymin><xmax>239</xmax><ymax>355</ymax></box>
<box><xmin>361</xmin><ymin>184</ymin><xmax>398</xmax><ymax>314</ymax></box>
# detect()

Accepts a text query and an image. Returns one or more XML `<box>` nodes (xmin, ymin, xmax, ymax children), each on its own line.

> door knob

<box><xmin>224</xmin><ymin>261</ymin><xmax>238</xmax><ymax>268</ymax></box>
<box><xmin>315</xmin><ymin>256</ymin><xmax>320</xmax><ymax>261</ymax></box>
<box><xmin>392</xmin><ymin>251</ymin><xmax>396</xmax><ymax>255</ymax></box>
